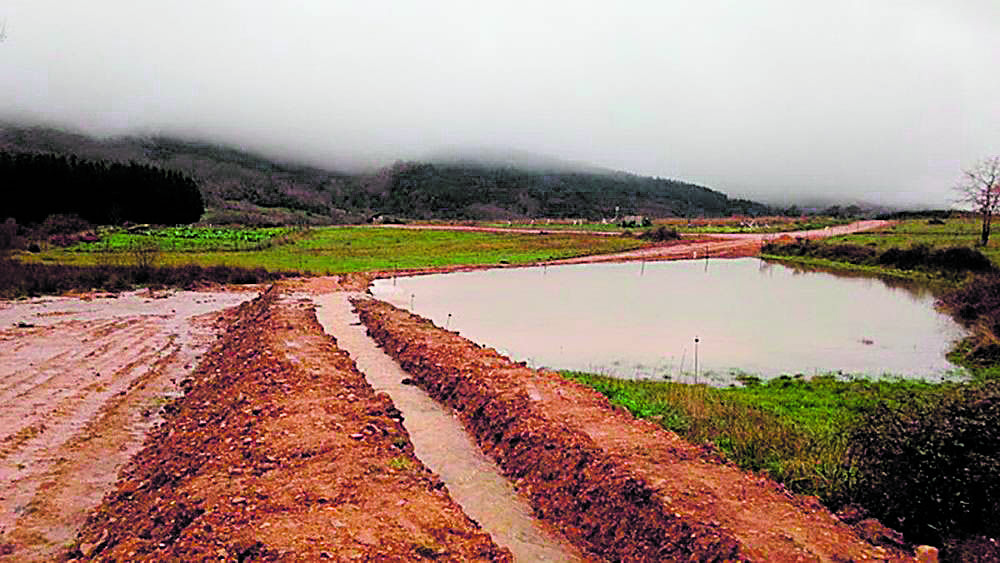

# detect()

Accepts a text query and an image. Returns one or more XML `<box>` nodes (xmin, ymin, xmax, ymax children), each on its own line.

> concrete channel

<box><xmin>312</xmin><ymin>292</ymin><xmax>583</xmax><ymax>562</ymax></box>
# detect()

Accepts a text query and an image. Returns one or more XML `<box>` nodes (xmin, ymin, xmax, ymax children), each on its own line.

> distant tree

<box><xmin>955</xmin><ymin>156</ymin><xmax>1000</xmax><ymax>246</ymax></box>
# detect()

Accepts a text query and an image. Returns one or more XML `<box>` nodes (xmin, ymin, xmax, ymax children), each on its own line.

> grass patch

<box><xmin>22</xmin><ymin>226</ymin><xmax>646</xmax><ymax>274</ymax></box>
<box><xmin>562</xmin><ymin>371</ymin><xmax>938</xmax><ymax>505</ymax></box>
<box><xmin>566</xmin><ymin>369</ymin><xmax>1000</xmax><ymax>549</ymax></box>
<box><xmin>810</xmin><ymin>217</ymin><xmax>1000</xmax><ymax>266</ymax></box>
<box><xmin>387</xmin><ymin>456</ymin><xmax>412</xmax><ymax>471</ymax></box>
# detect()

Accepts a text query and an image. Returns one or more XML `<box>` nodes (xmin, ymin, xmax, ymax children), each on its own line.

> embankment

<box><xmin>67</xmin><ymin>287</ymin><xmax>510</xmax><ymax>561</ymax></box>
<box><xmin>353</xmin><ymin>298</ymin><xmax>913</xmax><ymax>562</ymax></box>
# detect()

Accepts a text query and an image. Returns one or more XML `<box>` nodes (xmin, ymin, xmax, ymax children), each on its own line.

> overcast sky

<box><xmin>1</xmin><ymin>1</ymin><xmax>997</xmax><ymax>207</ymax></box>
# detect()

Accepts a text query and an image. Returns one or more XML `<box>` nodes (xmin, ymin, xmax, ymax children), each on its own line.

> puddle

<box><xmin>312</xmin><ymin>293</ymin><xmax>581</xmax><ymax>562</ymax></box>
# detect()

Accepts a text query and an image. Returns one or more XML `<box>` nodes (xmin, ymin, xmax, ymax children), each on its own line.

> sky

<box><xmin>1</xmin><ymin>1</ymin><xmax>997</xmax><ymax>208</ymax></box>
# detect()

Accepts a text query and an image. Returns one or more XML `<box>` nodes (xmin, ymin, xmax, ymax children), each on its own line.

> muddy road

<box><xmin>0</xmin><ymin>290</ymin><xmax>256</xmax><ymax>561</ymax></box>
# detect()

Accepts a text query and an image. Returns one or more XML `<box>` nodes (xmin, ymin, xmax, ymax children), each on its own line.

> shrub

<box><xmin>847</xmin><ymin>382</ymin><xmax>1000</xmax><ymax>546</ymax></box>
<box><xmin>639</xmin><ymin>226</ymin><xmax>681</xmax><ymax>242</ymax></box>
<box><xmin>929</xmin><ymin>247</ymin><xmax>994</xmax><ymax>274</ymax></box>
<box><xmin>940</xmin><ymin>274</ymin><xmax>1000</xmax><ymax>337</ymax></box>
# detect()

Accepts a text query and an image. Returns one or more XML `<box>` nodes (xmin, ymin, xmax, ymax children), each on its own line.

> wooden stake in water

<box><xmin>694</xmin><ymin>336</ymin><xmax>700</xmax><ymax>383</ymax></box>
<box><xmin>410</xmin><ymin>293</ymin><xmax>414</xmax><ymax>310</ymax></box>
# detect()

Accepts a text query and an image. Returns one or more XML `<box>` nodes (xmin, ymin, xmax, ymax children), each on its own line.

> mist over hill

<box><xmin>1</xmin><ymin>124</ymin><xmax>772</xmax><ymax>225</ymax></box>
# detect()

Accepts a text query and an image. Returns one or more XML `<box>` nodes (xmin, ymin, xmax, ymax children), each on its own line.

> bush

<box><xmin>847</xmin><ymin>382</ymin><xmax>1000</xmax><ymax>546</ymax></box>
<box><xmin>639</xmin><ymin>226</ymin><xmax>681</xmax><ymax>242</ymax></box>
<box><xmin>940</xmin><ymin>274</ymin><xmax>1000</xmax><ymax>337</ymax></box>
<box><xmin>765</xmin><ymin>241</ymin><xmax>995</xmax><ymax>276</ymax></box>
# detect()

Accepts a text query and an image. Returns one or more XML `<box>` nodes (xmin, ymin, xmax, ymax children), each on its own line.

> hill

<box><xmin>0</xmin><ymin>124</ymin><xmax>771</xmax><ymax>224</ymax></box>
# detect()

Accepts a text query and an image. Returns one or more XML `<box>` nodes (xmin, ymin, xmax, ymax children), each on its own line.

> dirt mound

<box><xmin>67</xmin><ymin>287</ymin><xmax>510</xmax><ymax>561</ymax></box>
<box><xmin>353</xmin><ymin>298</ymin><xmax>914</xmax><ymax>562</ymax></box>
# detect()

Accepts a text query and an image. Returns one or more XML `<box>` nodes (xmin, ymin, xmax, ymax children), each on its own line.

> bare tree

<box><xmin>956</xmin><ymin>156</ymin><xmax>1000</xmax><ymax>246</ymax></box>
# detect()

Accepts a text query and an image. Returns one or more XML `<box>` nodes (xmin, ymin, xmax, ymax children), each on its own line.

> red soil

<box><xmin>353</xmin><ymin>297</ymin><xmax>915</xmax><ymax>562</ymax></box>
<box><xmin>66</xmin><ymin>288</ymin><xmax>510</xmax><ymax>561</ymax></box>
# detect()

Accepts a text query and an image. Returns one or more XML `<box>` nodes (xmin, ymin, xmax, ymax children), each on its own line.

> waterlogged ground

<box><xmin>373</xmin><ymin>258</ymin><xmax>967</xmax><ymax>382</ymax></box>
<box><xmin>0</xmin><ymin>289</ymin><xmax>255</xmax><ymax>560</ymax></box>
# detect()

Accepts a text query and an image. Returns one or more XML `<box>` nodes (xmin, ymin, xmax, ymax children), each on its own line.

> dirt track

<box><xmin>366</xmin><ymin>220</ymin><xmax>893</xmax><ymax>278</ymax></box>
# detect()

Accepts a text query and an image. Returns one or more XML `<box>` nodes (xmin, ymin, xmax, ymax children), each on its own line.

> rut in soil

<box><xmin>311</xmin><ymin>292</ymin><xmax>582</xmax><ymax>562</ymax></box>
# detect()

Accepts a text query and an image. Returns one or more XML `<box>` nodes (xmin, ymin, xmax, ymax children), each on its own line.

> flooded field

<box><xmin>372</xmin><ymin>259</ymin><xmax>966</xmax><ymax>382</ymax></box>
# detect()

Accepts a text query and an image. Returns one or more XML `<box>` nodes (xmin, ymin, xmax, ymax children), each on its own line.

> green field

<box><xmin>760</xmin><ymin>217</ymin><xmax>1000</xmax><ymax>285</ymax></box>
<box><xmin>22</xmin><ymin>226</ymin><xmax>646</xmax><ymax>274</ymax></box>
<box><xmin>817</xmin><ymin>217</ymin><xmax>1000</xmax><ymax>265</ymax></box>
<box><xmin>77</xmin><ymin>226</ymin><xmax>299</xmax><ymax>252</ymax></box>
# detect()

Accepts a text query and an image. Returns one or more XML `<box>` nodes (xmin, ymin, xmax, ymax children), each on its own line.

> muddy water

<box><xmin>312</xmin><ymin>293</ymin><xmax>582</xmax><ymax>562</ymax></box>
<box><xmin>371</xmin><ymin>258</ymin><xmax>967</xmax><ymax>382</ymax></box>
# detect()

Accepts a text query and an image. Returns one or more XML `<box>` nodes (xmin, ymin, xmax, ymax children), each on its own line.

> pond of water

<box><xmin>371</xmin><ymin>259</ymin><xmax>967</xmax><ymax>383</ymax></box>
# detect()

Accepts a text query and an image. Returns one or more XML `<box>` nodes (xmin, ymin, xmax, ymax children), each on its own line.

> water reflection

<box><xmin>372</xmin><ymin>259</ymin><xmax>967</xmax><ymax>383</ymax></box>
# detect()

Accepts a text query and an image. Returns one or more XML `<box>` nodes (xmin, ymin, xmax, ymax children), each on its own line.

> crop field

<box><xmin>23</xmin><ymin>226</ymin><xmax>647</xmax><ymax>274</ymax></box>
<box><xmin>76</xmin><ymin>226</ymin><xmax>299</xmax><ymax>252</ymax></box>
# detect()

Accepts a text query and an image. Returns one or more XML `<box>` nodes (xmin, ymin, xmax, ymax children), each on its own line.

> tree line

<box><xmin>1</xmin><ymin>151</ymin><xmax>204</xmax><ymax>225</ymax></box>
<box><xmin>356</xmin><ymin>162</ymin><xmax>771</xmax><ymax>220</ymax></box>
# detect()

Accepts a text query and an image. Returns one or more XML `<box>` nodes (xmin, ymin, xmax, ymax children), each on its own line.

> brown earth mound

<box><xmin>353</xmin><ymin>298</ymin><xmax>914</xmax><ymax>562</ymax></box>
<box><xmin>67</xmin><ymin>287</ymin><xmax>510</xmax><ymax>561</ymax></box>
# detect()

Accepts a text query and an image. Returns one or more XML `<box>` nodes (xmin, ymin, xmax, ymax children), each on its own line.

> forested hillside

<box><xmin>0</xmin><ymin>151</ymin><xmax>203</xmax><ymax>225</ymax></box>
<box><xmin>1</xmin><ymin>125</ymin><xmax>771</xmax><ymax>224</ymax></box>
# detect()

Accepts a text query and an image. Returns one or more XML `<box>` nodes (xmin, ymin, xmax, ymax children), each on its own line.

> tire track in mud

<box><xmin>0</xmin><ymin>290</ymin><xmax>255</xmax><ymax>561</ymax></box>
<box><xmin>312</xmin><ymin>292</ymin><xmax>585</xmax><ymax>562</ymax></box>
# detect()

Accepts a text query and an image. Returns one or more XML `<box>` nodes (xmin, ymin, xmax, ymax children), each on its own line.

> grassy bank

<box><xmin>564</xmin><ymin>370</ymin><xmax>1000</xmax><ymax>552</ymax></box>
<box><xmin>562</xmin><ymin>371</ymin><xmax>934</xmax><ymax>503</ymax></box>
<box><xmin>828</xmin><ymin>217</ymin><xmax>1000</xmax><ymax>264</ymax></box>
<box><xmin>18</xmin><ymin>226</ymin><xmax>646</xmax><ymax>274</ymax></box>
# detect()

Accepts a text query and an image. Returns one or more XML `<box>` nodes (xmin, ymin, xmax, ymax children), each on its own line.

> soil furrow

<box><xmin>65</xmin><ymin>288</ymin><xmax>511</xmax><ymax>561</ymax></box>
<box><xmin>353</xmin><ymin>297</ymin><xmax>915</xmax><ymax>562</ymax></box>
